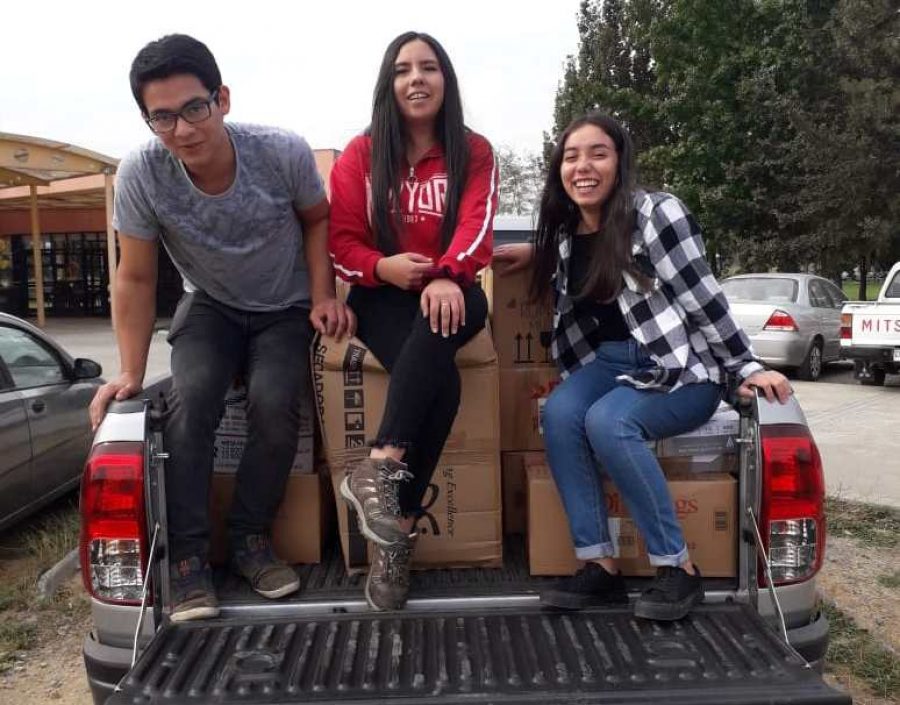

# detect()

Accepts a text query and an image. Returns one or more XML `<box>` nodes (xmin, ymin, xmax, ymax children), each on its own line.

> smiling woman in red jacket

<box><xmin>328</xmin><ymin>31</ymin><xmax>498</xmax><ymax>612</ymax></box>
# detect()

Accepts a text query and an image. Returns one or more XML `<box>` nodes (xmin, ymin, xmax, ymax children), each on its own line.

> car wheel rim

<box><xmin>810</xmin><ymin>347</ymin><xmax>822</xmax><ymax>378</ymax></box>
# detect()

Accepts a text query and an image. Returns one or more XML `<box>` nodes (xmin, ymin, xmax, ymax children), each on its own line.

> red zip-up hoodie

<box><xmin>328</xmin><ymin>131</ymin><xmax>497</xmax><ymax>288</ymax></box>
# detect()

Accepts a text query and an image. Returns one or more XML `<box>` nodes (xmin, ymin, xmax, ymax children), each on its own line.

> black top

<box><xmin>569</xmin><ymin>232</ymin><xmax>631</xmax><ymax>342</ymax></box>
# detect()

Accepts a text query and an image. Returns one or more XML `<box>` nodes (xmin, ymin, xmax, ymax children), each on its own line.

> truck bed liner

<box><xmin>109</xmin><ymin>603</ymin><xmax>847</xmax><ymax>704</ymax></box>
<box><xmin>214</xmin><ymin>537</ymin><xmax>735</xmax><ymax>605</ymax></box>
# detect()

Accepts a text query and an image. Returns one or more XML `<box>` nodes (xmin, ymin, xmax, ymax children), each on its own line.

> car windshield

<box><xmin>721</xmin><ymin>277</ymin><xmax>798</xmax><ymax>303</ymax></box>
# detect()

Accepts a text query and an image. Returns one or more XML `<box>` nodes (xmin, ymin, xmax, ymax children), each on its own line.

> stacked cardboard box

<box><xmin>526</xmin><ymin>461</ymin><xmax>737</xmax><ymax>577</ymax></box>
<box><xmin>313</xmin><ymin>327</ymin><xmax>503</xmax><ymax>574</ymax></box>
<box><xmin>209</xmin><ymin>470</ymin><xmax>332</xmax><ymax>565</ymax></box>
<box><xmin>208</xmin><ymin>382</ymin><xmax>324</xmax><ymax>565</ymax></box>
<box><xmin>486</xmin><ymin>267</ymin><xmax>560</xmax><ymax>535</ymax></box>
<box><xmin>213</xmin><ymin>383</ymin><xmax>316</xmax><ymax>475</ymax></box>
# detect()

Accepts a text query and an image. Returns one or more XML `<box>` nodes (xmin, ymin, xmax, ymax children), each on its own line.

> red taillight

<box><xmin>759</xmin><ymin>424</ymin><xmax>825</xmax><ymax>586</ymax></box>
<box><xmin>79</xmin><ymin>441</ymin><xmax>149</xmax><ymax>604</ymax></box>
<box><xmin>840</xmin><ymin>313</ymin><xmax>852</xmax><ymax>340</ymax></box>
<box><xmin>763</xmin><ymin>310</ymin><xmax>799</xmax><ymax>332</ymax></box>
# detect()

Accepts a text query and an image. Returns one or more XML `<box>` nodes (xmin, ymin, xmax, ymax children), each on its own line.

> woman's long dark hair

<box><xmin>368</xmin><ymin>31</ymin><xmax>469</xmax><ymax>255</ymax></box>
<box><xmin>530</xmin><ymin>112</ymin><xmax>643</xmax><ymax>304</ymax></box>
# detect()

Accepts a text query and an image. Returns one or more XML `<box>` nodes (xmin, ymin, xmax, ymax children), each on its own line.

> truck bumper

<box><xmin>841</xmin><ymin>345</ymin><xmax>897</xmax><ymax>364</ymax></box>
<box><xmin>83</xmin><ymin>632</ymin><xmax>131</xmax><ymax>705</ymax></box>
<box><xmin>787</xmin><ymin>609</ymin><xmax>830</xmax><ymax>669</ymax></box>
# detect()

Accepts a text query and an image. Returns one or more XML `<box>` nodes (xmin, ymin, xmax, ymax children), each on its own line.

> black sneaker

<box><xmin>169</xmin><ymin>556</ymin><xmax>219</xmax><ymax>623</ymax></box>
<box><xmin>634</xmin><ymin>565</ymin><xmax>704</xmax><ymax>621</ymax></box>
<box><xmin>540</xmin><ymin>562</ymin><xmax>629</xmax><ymax>610</ymax></box>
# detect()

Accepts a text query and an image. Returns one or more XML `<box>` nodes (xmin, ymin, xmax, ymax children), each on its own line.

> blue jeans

<box><xmin>543</xmin><ymin>339</ymin><xmax>723</xmax><ymax>567</ymax></box>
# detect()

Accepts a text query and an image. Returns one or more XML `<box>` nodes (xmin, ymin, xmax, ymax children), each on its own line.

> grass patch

<box><xmin>0</xmin><ymin>621</ymin><xmax>37</xmax><ymax>672</ymax></box>
<box><xmin>842</xmin><ymin>280</ymin><xmax>884</xmax><ymax>300</ymax></box>
<box><xmin>0</xmin><ymin>496</ymin><xmax>80</xmax><ymax>616</ymax></box>
<box><xmin>877</xmin><ymin>571</ymin><xmax>900</xmax><ymax>589</ymax></box>
<box><xmin>826</xmin><ymin>496</ymin><xmax>900</xmax><ymax>548</ymax></box>
<box><xmin>825</xmin><ymin>602</ymin><xmax>900</xmax><ymax>700</ymax></box>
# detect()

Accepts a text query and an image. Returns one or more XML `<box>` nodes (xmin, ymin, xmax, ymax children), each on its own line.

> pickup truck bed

<box><xmin>109</xmin><ymin>537</ymin><xmax>844</xmax><ymax>705</ymax></box>
<box><xmin>83</xmin><ymin>386</ymin><xmax>846</xmax><ymax>704</ymax></box>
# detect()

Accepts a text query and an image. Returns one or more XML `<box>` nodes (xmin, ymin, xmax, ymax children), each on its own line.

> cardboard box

<box><xmin>213</xmin><ymin>434</ymin><xmax>315</xmax><ymax>475</ymax></box>
<box><xmin>330</xmin><ymin>457</ymin><xmax>502</xmax><ymax>572</ymax></box>
<box><xmin>499</xmin><ymin>367</ymin><xmax>561</xmax><ymax>451</ymax></box>
<box><xmin>313</xmin><ymin>329</ymin><xmax>503</xmax><ymax>573</ymax></box>
<box><xmin>656</xmin><ymin>404</ymin><xmax>740</xmax><ymax>459</ymax></box>
<box><xmin>526</xmin><ymin>463</ymin><xmax>736</xmax><ymax>577</ymax></box>
<box><xmin>209</xmin><ymin>471</ymin><xmax>332</xmax><ymax>565</ymax></box>
<box><xmin>489</xmin><ymin>267</ymin><xmax>554</xmax><ymax>368</ymax></box>
<box><xmin>213</xmin><ymin>383</ymin><xmax>316</xmax><ymax>474</ymax></box>
<box><xmin>501</xmin><ymin>451</ymin><xmax>545</xmax><ymax>534</ymax></box>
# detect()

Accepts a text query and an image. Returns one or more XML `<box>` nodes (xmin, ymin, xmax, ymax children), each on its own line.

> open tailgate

<box><xmin>108</xmin><ymin>602</ymin><xmax>847</xmax><ymax>704</ymax></box>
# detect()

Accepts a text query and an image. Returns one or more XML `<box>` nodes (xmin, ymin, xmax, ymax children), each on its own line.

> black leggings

<box><xmin>347</xmin><ymin>284</ymin><xmax>488</xmax><ymax>514</ymax></box>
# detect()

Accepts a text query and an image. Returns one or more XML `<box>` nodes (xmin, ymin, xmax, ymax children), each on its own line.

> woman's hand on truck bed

<box><xmin>492</xmin><ymin>243</ymin><xmax>535</xmax><ymax>276</ymax></box>
<box><xmin>738</xmin><ymin>370</ymin><xmax>793</xmax><ymax>404</ymax></box>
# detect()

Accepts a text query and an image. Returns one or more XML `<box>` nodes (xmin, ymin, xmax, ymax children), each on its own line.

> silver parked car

<box><xmin>0</xmin><ymin>312</ymin><xmax>103</xmax><ymax>531</ymax></box>
<box><xmin>721</xmin><ymin>273</ymin><xmax>846</xmax><ymax>381</ymax></box>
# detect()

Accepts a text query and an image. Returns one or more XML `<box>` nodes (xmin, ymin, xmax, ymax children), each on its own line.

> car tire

<box><xmin>797</xmin><ymin>340</ymin><xmax>823</xmax><ymax>381</ymax></box>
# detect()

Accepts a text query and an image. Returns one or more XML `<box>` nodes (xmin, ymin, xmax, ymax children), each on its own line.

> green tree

<box><xmin>496</xmin><ymin>147</ymin><xmax>545</xmax><ymax>216</ymax></box>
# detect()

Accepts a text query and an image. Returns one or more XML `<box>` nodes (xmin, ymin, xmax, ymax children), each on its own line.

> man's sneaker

<box><xmin>634</xmin><ymin>565</ymin><xmax>704</xmax><ymax>621</ymax></box>
<box><xmin>340</xmin><ymin>457</ymin><xmax>413</xmax><ymax>546</ymax></box>
<box><xmin>540</xmin><ymin>562</ymin><xmax>629</xmax><ymax>610</ymax></box>
<box><xmin>170</xmin><ymin>557</ymin><xmax>219</xmax><ymax>623</ymax></box>
<box><xmin>232</xmin><ymin>533</ymin><xmax>300</xmax><ymax>599</ymax></box>
<box><xmin>365</xmin><ymin>533</ymin><xmax>417</xmax><ymax>611</ymax></box>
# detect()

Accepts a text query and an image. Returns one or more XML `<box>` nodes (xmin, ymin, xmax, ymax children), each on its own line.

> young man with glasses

<box><xmin>89</xmin><ymin>34</ymin><xmax>355</xmax><ymax>621</ymax></box>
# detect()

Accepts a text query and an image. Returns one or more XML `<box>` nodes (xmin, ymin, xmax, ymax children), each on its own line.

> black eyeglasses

<box><xmin>145</xmin><ymin>89</ymin><xmax>220</xmax><ymax>134</ymax></box>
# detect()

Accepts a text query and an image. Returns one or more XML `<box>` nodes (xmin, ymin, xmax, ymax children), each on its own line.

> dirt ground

<box><xmin>0</xmin><ymin>537</ymin><xmax>896</xmax><ymax>704</ymax></box>
<box><xmin>0</xmin><ymin>572</ymin><xmax>92</xmax><ymax>705</ymax></box>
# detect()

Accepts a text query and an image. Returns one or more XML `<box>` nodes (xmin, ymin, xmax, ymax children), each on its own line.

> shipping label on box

<box><xmin>489</xmin><ymin>268</ymin><xmax>555</xmax><ymax>368</ymax></box>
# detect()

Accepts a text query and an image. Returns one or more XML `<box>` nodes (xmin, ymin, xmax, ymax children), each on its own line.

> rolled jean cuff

<box><xmin>574</xmin><ymin>541</ymin><xmax>617</xmax><ymax>561</ymax></box>
<box><xmin>648</xmin><ymin>545</ymin><xmax>690</xmax><ymax>567</ymax></box>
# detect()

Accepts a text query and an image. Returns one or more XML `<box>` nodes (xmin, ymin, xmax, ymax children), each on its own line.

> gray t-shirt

<box><xmin>113</xmin><ymin>123</ymin><xmax>325</xmax><ymax>311</ymax></box>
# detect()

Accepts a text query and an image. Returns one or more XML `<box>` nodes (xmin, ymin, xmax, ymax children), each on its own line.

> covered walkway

<box><xmin>0</xmin><ymin>133</ymin><xmax>118</xmax><ymax>326</ymax></box>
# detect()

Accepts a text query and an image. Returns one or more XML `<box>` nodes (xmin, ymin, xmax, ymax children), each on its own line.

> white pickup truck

<box><xmin>840</xmin><ymin>261</ymin><xmax>900</xmax><ymax>385</ymax></box>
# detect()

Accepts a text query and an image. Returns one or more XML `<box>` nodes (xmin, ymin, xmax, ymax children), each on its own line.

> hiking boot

<box><xmin>169</xmin><ymin>556</ymin><xmax>219</xmax><ymax>623</ymax></box>
<box><xmin>365</xmin><ymin>533</ymin><xmax>417</xmax><ymax>611</ymax></box>
<box><xmin>634</xmin><ymin>565</ymin><xmax>704</xmax><ymax>621</ymax></box>
<box><xmin>232</xmin><ymin>533</ymin><xmax>300</xmax><ymax>599</ymax></box>
<box><xmin>340</xmin><ymin>457</ymin><xmax>414</xmax><ymax>546</ymax></box>
<box><xmin>540</xmin><ymin>562</ymin><xmax>629</xmax><ymax>610</ymax></box>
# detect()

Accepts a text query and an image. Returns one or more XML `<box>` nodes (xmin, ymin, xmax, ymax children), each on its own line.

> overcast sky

<box><xmin>1</xmin><ymin>0</ymin><xmax>583</xmax><ymax>161</ymax></box>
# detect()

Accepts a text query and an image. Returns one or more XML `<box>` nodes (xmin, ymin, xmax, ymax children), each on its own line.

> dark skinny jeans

<box><xmin>164</xmin><ymin>291</ymin><xmax>313</xmax><ymax>563</ymax></box>
<box><xmin>347</xmin><ymin>284</ymin><xmax>488</xmax><ymax>515</ymax></box>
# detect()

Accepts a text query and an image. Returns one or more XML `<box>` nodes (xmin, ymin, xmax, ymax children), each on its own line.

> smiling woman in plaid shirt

<box><xmin>493</xmin><ymin>112</ymin><xmax>791</xmax><ymax>621</ymax></box>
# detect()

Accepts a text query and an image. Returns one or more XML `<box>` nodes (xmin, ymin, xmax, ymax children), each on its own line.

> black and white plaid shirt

<box><xmin>551</xmin><ymin>190</ymin><xmax>763</xmax><ymax>391</ymax></box>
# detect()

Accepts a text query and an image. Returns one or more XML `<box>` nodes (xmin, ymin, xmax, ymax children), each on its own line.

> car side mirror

<box><xmin>73</xmin><ymin>358</ymin><xmax>103</xmax><ymax>379</ymax></box>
